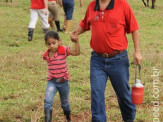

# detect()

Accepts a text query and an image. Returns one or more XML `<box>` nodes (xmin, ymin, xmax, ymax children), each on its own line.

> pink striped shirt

<box><xmin>43</xmin><ymin>45</ymin><xmax>70</xmax><ymax>81</ymax></box>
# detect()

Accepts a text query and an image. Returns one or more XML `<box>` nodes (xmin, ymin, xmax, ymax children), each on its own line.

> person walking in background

<box><xmin>62</xmin><ymin>0</ymin><xmax>83</xmax><ymax>33</ymax></box>
<box><xmin>43</xmin><ymin>31</ymin><xmax>80</xmax><ymax>122</ymax></box>
<box><xmin>28</xmin><ymin>0</ymin><xmax>49</xmax><ymax>41</ymax></box>
<box><xmin>71</xmin><ymin>0</ymin><xmax>142</xmax><ymax>121</ymax></box>
<box><xmin>48</xmin><ymin>0</ymin><xmax>63</xmax><ymax>32</ymax></box>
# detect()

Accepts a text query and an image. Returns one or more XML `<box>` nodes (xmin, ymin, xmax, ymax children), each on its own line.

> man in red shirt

<box><xmin>71</xmin><ymin>0</ymin><xmax>142</xmax><ymax>121</ymax></box>
<box><xmin>28</xmin><ymin>0</ymin><xmax>49</xmax><ymax>41</ymax></box>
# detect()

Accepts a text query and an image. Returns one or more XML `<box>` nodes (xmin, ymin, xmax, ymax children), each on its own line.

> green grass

<box><xmin>0</xmin><ymin>0</ymin><xmax>163</xmax><ymax>121</ymax></box>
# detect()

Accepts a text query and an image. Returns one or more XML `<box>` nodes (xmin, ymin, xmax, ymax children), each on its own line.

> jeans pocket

<box><xmin>91</xmin><ymin>51</ymin><xmax>97</xmax><ymax>57</ymax></box>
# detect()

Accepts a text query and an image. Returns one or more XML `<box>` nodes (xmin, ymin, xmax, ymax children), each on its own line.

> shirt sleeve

<box><xmin>43</xmin><ymin>50</ymin><xmax>49</xmax><ymax>61</ymax></box>
<box><xmin>79</xmin><ymin>6</ymin><xmax>91</xmax><ymax>31</ymax></box>
<box><xmin>124</xmin><ymin>1</ymin><xmax>139</xmax><ymax>34</ymax></box>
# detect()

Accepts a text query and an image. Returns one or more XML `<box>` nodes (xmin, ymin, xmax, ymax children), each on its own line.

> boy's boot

<box><xmin>64</xmin><ymin>110</ymin><xmax>71</xmax><ymax>122</ymax></box>
<box><xmin>65</xmin><ymin>20</ymin><xmax>71</xmax><ymax>33</ymax></box>
<box><xmin>55</xmin><ymin>21</ymin><xmax>63</xmax><ymax>32</ymax></box>
<box><xmin>43</xmin><ymin>28</ymin><xmax>49</xmax><ymax>34</ymax></box>
<box><xmin>28</xmin><ymin>28</ymin><xmax>34</xmax><ymax>41</ymax></box>
<box><xmin>62</xmin><ymin>16</ymin><xmax>66</xmax><ymax>31</ymax></box>
<box><xmin>44</xmin><ymin>109</ymin><xmax>52</xmax><ymax>122</ymax></box>
<box><xmin>48</xmin><ymin>17</ymin><xmax>54</xmax><ymax>29</ymax></box>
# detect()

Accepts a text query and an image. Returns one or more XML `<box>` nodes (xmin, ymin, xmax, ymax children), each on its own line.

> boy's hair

<box><xmin>44</xmin><ymin>31</ymin><xmax>60</xmax><ymax>42</ymax></box>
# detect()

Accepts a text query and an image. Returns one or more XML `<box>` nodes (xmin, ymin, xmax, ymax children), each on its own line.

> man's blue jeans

<box><xmin>90</xmin><ymin>51</ymin><xmax>136</xmax><ymax>122</ymax></box>
<box><xmin>44</xmin><ymin>79</ymin><xmax>70</xmax><ymax>111</ymax></box>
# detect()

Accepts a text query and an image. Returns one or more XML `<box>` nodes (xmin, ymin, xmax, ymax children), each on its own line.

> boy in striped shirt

<box><xmin>43</xmin><ymin>30</ymin><xmax>80</xmax><ymax>122</ymax></box>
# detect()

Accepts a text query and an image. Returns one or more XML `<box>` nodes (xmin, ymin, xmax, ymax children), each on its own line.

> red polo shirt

<box><xmin>80</xmin><ymin>0</ymin><xmax>139</xmax><ymax>53</ymax></box>
<box><xmin>43</xmin><ymin>46</ymin><xmax>70</xmax><ymax>81</ymax></box>
<box><xmin>30</xmin><ymin>0</ymin><xmax>45</xmax><ymax>9</ymax></box>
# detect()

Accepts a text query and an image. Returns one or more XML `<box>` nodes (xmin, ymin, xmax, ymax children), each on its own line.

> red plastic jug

<box><xmin>132</xmin><ymin>79</ymin><xmax>144</xmax><ymax>104</ymax></box>
<box><xmin>131</xmin><ymin>65</ymin><xmax>144</xmax><ymax>104</ymax></box>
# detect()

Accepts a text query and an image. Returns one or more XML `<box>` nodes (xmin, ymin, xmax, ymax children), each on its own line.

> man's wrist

<box><xmin>135</xmin><ymin>49</ymin><xmax>141</xmax><ymax>52</ymax></box>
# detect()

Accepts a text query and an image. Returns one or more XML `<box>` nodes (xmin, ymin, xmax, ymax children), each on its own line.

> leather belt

<box><xmin>52</xmin><ymin>78</ymin><xmax>65</xmax><ymax>83</ymax></box>
<box><xmin>96</xmin><ymin>50</ymin><xmax>125</xmax><ymax>58</ymax></box>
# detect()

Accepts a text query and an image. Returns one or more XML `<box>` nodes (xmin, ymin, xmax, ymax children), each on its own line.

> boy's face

<box><xmin>46</xmin><ymin>38</ymin><xmax>60</xmax><ymax>52</ymax></box>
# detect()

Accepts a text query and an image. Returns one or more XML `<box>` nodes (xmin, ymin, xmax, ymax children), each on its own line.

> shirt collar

<box><xmin>58</xmin><ymin>45</ymin><xmax>65</xmax><ymax>55</ymax></box>
<box><xmin>94</xmin><ymin>0</ymin><xmax>114</xmax><ymax>11</ymax></box>
<box><xmin>43</xmin><ymin>45</ymin><xmax>65</xmax><ymax>59</ymax></box>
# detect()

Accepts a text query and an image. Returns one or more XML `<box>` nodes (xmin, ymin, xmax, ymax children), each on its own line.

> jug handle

<box><xmin>135</xmin><ymin>64</ymin><xmax>144</xmax><ymax>85</ymax></box>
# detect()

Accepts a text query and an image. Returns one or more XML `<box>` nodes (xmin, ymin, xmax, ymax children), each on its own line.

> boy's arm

<box><xmin>43</xmin><ymin>0</ymin><xmax>48</xmax><ymax>15</ymax></box>
<box><xmin>69</xmin><ymin>40</ymin><xmax>80</xmax><ymax>56</ymax></box>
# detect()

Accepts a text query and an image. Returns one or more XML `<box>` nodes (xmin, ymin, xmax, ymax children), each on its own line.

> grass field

<box><xmin>0</xmin><ymin>0</ymin><xmax>163</xmax><ymax>121</ymax></box>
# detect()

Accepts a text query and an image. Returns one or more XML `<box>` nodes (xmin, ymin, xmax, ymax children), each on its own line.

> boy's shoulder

<box><xmin>58</xmin><ymin>45</ymin><xmax>69</xmax><ymax>55</ymax></box>
<box><xmin>42</xmin><ymin>45</ymin><xmax>69</xmax><ymax>60</ymax></box>
<box><xmin>43</xmin><ymin>49</ymin><xmax>49</xmax><ymax>60</ymax></box>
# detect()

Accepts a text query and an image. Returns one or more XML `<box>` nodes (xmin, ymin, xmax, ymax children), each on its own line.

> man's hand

<box><xmin>134</xmin><ymin>51</ymin><xmax>142</xmax><ymax>65</ymax></box>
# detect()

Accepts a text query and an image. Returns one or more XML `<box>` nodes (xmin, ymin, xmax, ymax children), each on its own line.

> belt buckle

<box><xmin>114</xmin><ymin>50</ymin><xmax>120</xmax><ymax>55</ymax></box>
<box><xmin>103</xmin><ymin>53</ymin><xmax>109</xmax><ymax>58</ymax></box>
<box><xmin>55</xmin><ymin>78</ymin><xmax>60</xmax><ymax>83</ymax></box>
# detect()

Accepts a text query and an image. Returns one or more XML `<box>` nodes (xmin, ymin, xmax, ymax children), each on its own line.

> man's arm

<box><xmin>132</xmin><ymin>30</ymin><xmax>142</xmax><ymax>65</ymax></box>
<box><xmin>70</xmin><ymin>25</ymin><xmax>86</xmax><ymax>42</ymax></box>
<box><xmin>44</xmin><ymin>0</ymin><xmax>48</xmax><ymax>15</ymax></box>
<box><xmin>73</xmin><ymin>25</ymin><xmax>86</xmax><ymax>35</ymax></box>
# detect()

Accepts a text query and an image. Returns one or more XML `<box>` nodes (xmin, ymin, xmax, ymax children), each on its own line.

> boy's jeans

<box><xmin>44</xmin><ymin>79</ymin><xmax>70</xmax><ymax>111</ymax></box>
<box><xmin>90</xmin><ymin>51</ymin><xmax>136</xmax><ymax>122</ymax></box>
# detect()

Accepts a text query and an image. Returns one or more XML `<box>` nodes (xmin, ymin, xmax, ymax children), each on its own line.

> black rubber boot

<box><xmin>43</xmin><ymin>29</ymin><xmax>49</xmax><ymax>34</ymax></box>
<box><xmin>64</xmin><ymin>110</ymin><xmax>71</xmax><ymax>122</ymax></box>
<box><xmin>28</xmin><ymin>28</ymin><xmax>34</xmax><ymax>41</ymax></box>
<box><xmin>55</xmin><ymin>21</ymin><xmax>63</xmax><ymax>32</ymax></box>
<box><xmin>44</xmin><ymin>109</ymin><xmax>52</xmax><ymax>122</ymax></box>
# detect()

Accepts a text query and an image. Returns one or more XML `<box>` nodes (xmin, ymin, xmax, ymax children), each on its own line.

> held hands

<box><xmin>70</xmin><ymin>30</ymin><xmax>79</xmax><ymax>43</ymax></box>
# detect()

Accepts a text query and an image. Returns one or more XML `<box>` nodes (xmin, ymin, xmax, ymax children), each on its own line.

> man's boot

<box><xmin>28</xmin><ymin>28</ymin><xmax>34</xmax><ymax>41</ymax></box>
<box><xmin>64</xmin><ymin>110</ymin><xmax>71</xmax><ymax>122</ymax></box>
<box><xmin>43</xmin><ymin>28</ymin><xmax>49</xmax><ymax>34</ymax></box>
<box><xmin>44</xmin><ymin>109</ymin><xmax>52</xmax><ymax>122</ymax></box>
<box><xmin>48</xmin><ymin>17</ymin><xmax>54</xmax><ymax>29</ymax></box>
<box><xmin>55</xmin><ymin>21</ymin><xmax>63</xmax><ymax>32</ymax></box>
<box><xmin>65</xmin><ymin>20</ymin><xmax>71</xmax><ymax>33</ymax></box>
